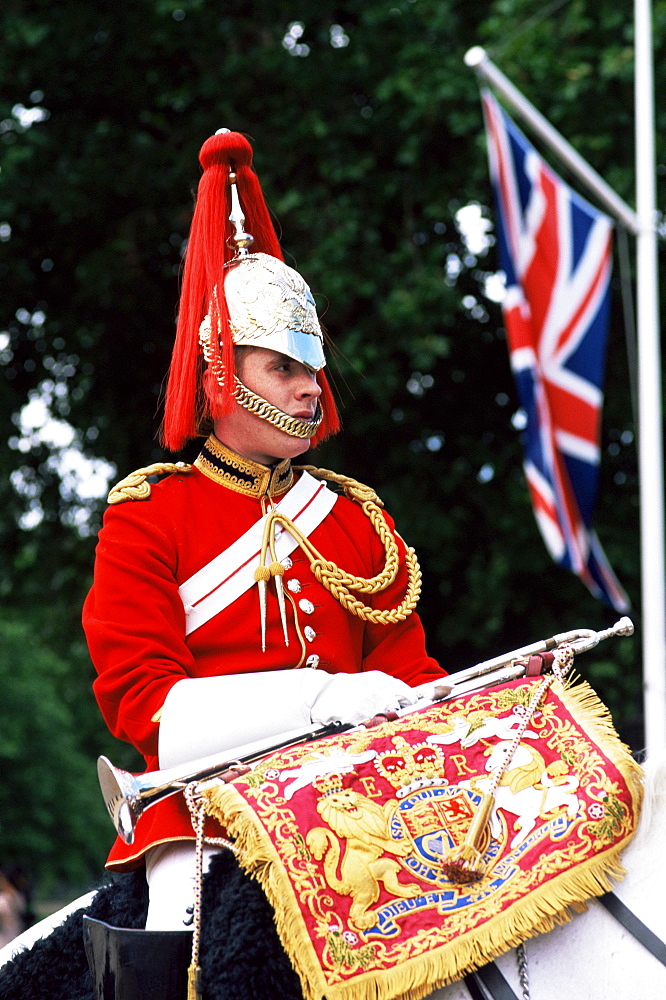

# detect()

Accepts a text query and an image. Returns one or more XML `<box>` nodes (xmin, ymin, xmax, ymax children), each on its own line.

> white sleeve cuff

<box><xmin>157</xmin><ymin>669</ymin><xmax>330</xmax><ymax>769</ymax></box>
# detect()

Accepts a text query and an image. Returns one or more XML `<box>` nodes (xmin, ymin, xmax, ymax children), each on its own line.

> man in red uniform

<box><xmin>83</xmin><ymin>131</ymin><xmax>445</xmax><ymax>947</ymax></box>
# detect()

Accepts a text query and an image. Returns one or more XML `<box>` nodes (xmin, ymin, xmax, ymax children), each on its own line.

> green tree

<box><xmin>0</xmin><ymin>615</ymin><xmax>118</xmax><ymax>894</ymax></box>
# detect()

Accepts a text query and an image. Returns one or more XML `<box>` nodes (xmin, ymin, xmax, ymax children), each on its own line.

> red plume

<box><xmin>162</xmin><ymin>132</ymin><xmax>283</xmax><ymax>451</ymax></box>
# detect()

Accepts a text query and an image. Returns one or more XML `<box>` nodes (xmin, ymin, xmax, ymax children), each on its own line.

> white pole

<box><xmin>464</xmin><ymin>47</ymin><xmax>639</xmax><ymax>234</ymax></box>
<box><xmin>634</xmin><ymin>0</ymin><xmax>666</xmax><ymax>755</ymax></box>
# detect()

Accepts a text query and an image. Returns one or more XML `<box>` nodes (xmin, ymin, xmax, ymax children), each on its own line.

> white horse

<box><xmin>428</xmin><ymin>752</ymin><xmax>666</xmax><ymax>1000</ymax></box>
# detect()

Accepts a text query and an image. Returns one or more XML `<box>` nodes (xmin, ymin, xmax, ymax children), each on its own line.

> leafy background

<box><xmin>1</xmin><ymin>0</ymin><xmax>663</xmax><ymax>899</ymax></box>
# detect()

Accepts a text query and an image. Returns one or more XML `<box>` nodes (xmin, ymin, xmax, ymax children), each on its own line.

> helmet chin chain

<box><xmin>232</xmin><ymin>375</ymin><xmax>323</xmax><ymax>439</ymax></box>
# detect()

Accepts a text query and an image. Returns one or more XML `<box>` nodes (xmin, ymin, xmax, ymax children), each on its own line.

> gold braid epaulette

<box><xmin>291</xmin><ymin>465</ymin><xmax>422</xmax><ymax>623</ymax></box>
<box><xmin>107</xmin><ymin>463</ymin><xmax>194</xmax><ymax>505</ymax></box>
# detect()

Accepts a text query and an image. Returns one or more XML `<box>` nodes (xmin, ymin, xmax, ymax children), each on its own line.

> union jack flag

<box><xmin>481</xmin><ymin>89</ymin><xmax>629</xmax><ymax>611</ymax></box>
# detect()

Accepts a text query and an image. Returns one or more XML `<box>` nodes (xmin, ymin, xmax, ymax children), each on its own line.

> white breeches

<box><xmin>144</xmin><ymin>841</ymin><xmax>221</xmax><ymax>931</ymax></box>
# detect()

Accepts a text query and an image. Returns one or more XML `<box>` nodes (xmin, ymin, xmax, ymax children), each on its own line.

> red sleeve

<box><xmin>83</xmin><ymin>499</ymin><xmax>192</xmax><ymax>758</ymax></box>
<box><xmin>345</xmin><ymin>503</ymin><xmax>446</xmax><ymax>685</ymax></box>
<box><xmin>84</xmin><ymin>478</ymin><xmax>445</xmax><ymax>762</ymax></box>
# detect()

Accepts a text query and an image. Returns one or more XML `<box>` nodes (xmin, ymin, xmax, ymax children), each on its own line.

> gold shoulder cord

<box><xmin>254</xmin><ymin>466</ymin><xmax>422</xmax><ymax>634</ymax></box>
<box><xmin>107</xmin><ymin>463</ymin><xmax>193</xmax><ymax>504</ymax></box>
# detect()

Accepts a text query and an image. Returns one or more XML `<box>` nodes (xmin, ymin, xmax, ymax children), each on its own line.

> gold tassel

<box><xmin>254</xmin><ymin>565</ymin><xmax>271</xmax><ymax>650</ymax></box>
<box><xmin>269</xmin><ymin>560</ymin><xmax>289</xmax><ymax>646</ymax></box>
<box><xmin>187</xmin><ymin>961</ymin><xmax>202</xmax><ymax>1000</ymax></box>
<box><xmin>441</xmin><ymin>673</ymin><xmax>556</xmax><ymax>885</ymax></box>
<box><xmin>440</xmin><ymin>792</ymin><xmax>495</xmax><ymax>884</ymax></box>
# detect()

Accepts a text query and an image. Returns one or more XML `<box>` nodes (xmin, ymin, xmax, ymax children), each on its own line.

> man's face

<box><xmin>213</xmin><ymin>347</ymin><xmax>323</xmax><ymax>465</ymax></box>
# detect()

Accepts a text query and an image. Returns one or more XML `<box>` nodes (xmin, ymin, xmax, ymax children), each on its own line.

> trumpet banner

<box><xmin>203</xmin><ymin>677</ymin><xmax>642</xmax><ymax>1000</ymax></box>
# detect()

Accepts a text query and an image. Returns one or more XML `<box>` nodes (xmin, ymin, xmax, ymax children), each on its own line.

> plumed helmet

<box><xmin>162</xmin><ymin>130</ymin><xmax>339</xmax><ymax>452</ymax></box>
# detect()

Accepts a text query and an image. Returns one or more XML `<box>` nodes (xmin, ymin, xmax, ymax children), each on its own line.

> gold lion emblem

<box><xmin>306</xmin><ymin>781</ymin><xmax>422</xmax><ymax>931</ymax></box>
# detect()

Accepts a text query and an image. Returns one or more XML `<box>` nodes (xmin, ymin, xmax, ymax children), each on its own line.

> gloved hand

<box><xmin>307</xmin><ymin>670</ymin><xmax>420</xmax><ymax>727</ymax></box>
<box><xmin>159</xmin><ymin>670</ymin><xmax>317</xmax><ymax>768</ymax></box>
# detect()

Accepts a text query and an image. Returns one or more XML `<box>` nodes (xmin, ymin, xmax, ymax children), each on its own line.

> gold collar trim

<box><xmin>194</xmin><ymin>435</ymin><xmax>294</xmax><ymax>498</ymax></box>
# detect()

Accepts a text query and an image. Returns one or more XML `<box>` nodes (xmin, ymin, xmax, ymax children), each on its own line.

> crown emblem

<box><xmin>313</xmin><ymin>772</ymin><xmax>345</xmax><ymax>798</ymax></box>
<box><xmin>374</xmin><ymin>736</ymin><xmax>447</xmax><ymax>798</ymax></box>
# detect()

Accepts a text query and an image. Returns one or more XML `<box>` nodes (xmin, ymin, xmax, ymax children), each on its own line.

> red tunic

<box><xmin>83</xmin><ymin>447</ymin><xmax>444</xmax><ymax>869</ymax></box>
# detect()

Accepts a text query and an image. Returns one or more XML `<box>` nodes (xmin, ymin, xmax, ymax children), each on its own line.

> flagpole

<box><xmin>634</xmin><ymin>0</ymin><xmax>666</xmax><ymax>756</ymax></box>
<box><xmin>464</xmin><ymin>47</ymin><xmax>639</xmax><ymax>234</ymax></box>
<box><xmin>465</xmin><ymin>43</ymin><xmax>666</xmax><ymax>755</ymax></box>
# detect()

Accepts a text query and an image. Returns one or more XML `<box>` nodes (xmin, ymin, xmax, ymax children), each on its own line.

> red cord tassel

<box><xmin>311</xmin><ymin>370</ymin><xmax>341</xmax><ymax>444</ymax></box>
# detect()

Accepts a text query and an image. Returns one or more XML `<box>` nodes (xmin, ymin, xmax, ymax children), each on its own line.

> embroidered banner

<box><xmin>203</xmin><ymin>678</ymin><xmax>642</xmax><ymax>1000</ymax></box>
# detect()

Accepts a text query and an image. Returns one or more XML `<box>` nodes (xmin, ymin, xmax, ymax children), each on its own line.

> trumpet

<box><xmin>440</xmin><ymin>615</ymin><xmax>634</xmax><ymax>700</ymax></box>
<box><xmin>97</xmin><ymin>617</ymin><xmax>633</xmax><ymax>845</ymax></box>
